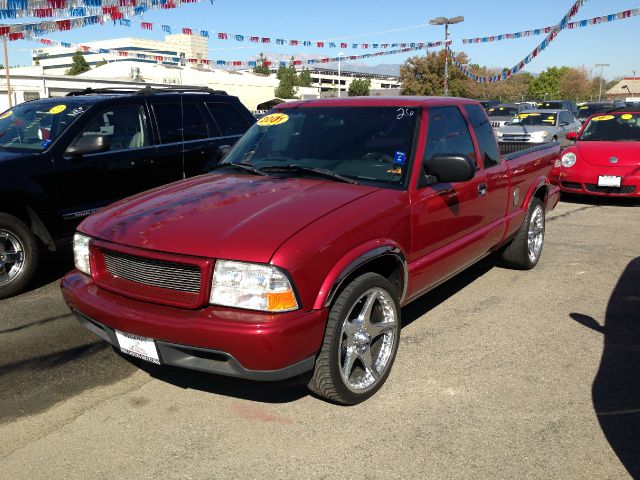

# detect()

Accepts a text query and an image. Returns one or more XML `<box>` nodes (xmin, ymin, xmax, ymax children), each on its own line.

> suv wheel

<box><xmin>0</xmin><ymin>213</ymin><xmax>39</xmax><ymax>299</ymax></box>
<box><xmin>308</xmin><ymin>273</ymin><xmax>401</xmax><ymax>405</ymax></box>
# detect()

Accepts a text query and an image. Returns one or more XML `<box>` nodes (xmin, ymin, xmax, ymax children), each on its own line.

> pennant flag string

<box><xmin>454</xmin><ymin>0</ymin><xmax>587</xmax><ymax>83</ymax></box>
<box><xmin>462</xmin><ymin>7</ymin><xmax>639</xmax><ymax>44</ymax></box>
<box><xmin>30</xmin><ymin>37</ymin><xmax>450</xmax><ymax>67</ymax></box>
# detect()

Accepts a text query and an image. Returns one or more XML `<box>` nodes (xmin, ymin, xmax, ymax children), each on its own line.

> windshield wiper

<box><xmin>209</xmin><ymin>162</ymin><xmax>268</xmax><ymax>176</ymax></box>
<box><xmin>259</xmin><ymin>165</ymin><xmax>358</xmax><ymax>184</ymax></box>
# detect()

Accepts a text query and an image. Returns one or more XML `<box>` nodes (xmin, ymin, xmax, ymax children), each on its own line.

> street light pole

<box><xmin>595</xmin><ymin>63</ymin><xmax>610</xmax><ymax>101</ymax></box>
<box><xmin>430</xmin><ymin>16</ymin><xmax>464</xmax><ymax>96</ymax></box>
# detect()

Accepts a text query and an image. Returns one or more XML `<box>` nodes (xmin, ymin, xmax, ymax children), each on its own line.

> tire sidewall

<box><xmin>324</xmin><ymin>273</ymin><xmax>401</xmax><ymax>404</ymax></box>
<box><xmin>0</xmin><ymin>213</ymin><xmax>38</xmax><ymax>299</ymax></box>
<box><xmin>524</xmin><ymin>198</ymin><xmax>545</xmax><ymax>269</ymax></box>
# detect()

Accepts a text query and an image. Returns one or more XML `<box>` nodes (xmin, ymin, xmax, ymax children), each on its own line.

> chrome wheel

<box><xmin>339</xmin><ymin>287</ymin><xmax>399</xmax><ymax>393</ymax></box>
<box><xmin>0</xmin><ymin>229</ymin><xmax>26</xmax><ymax>287</ymax></box>
<box><xmin>527</xmin><ymin>205</ymin><xmax>544</xmax><ymax>263</ymax></box>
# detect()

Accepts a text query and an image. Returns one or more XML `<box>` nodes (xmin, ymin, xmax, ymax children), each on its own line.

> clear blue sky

<box><xmin>6</xmin><ymin>0</ymin><xmax>640</xmax><ymax>79</ymax></box>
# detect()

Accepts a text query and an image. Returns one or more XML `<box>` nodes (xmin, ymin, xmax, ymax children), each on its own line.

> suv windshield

<box><xmin>222</xmin><ymin>106</ymin><xmax>419</xmax><ymax>187</ymax></box>
<box><xmin>508</xmin><ymin>112</ymin><xmax>557</xmax><ymax>126</ymax></box>
<box><xmin>0</xmin><ymin>101</ymin><xmax>89</xmax><ymax>152</ymax></box>
<box><xmin>488</xmin><ymin>106</ymin><xmax>518</xmax><ymax>117</ymax></box>
<box><xmin>577</xmin><ymin>104</ymin><xmax>613</xmax><ymax>119</ymax></box>
<box><xmin>580</xmin><ymin>113</ymin><xmax>640</xmax><ymax>141</ymax></box>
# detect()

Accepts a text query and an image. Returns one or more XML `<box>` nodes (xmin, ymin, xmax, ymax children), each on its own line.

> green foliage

<box><xmin>66</xmin><ymin>51</ymin><xmax>91</xmax><ymax>76</ymax></box>
<box><xmin>253</xmin><ymin>53</ymin><xmax>271</xmax><ymax>76</ymax></box>
<box><xmin>297</xmin><ymin>69</ymin><xmax>312</xmax><ymax>87</ymax></box>
<box><xmin>400</xmin><ymin>49</ymin><xmax>471</xmax><ymax>97</ymax></box>
<box><xmin>34</xmin><ymin>58</ymin><xmax>40</xmax><ymax>66</ymax></box>
<box><xmin>527</xmin><ymin>66</ymin><xmax>570</xmax><ymax>100</ymax></box>
<box><xmin>348</xmin><ymin>78</ymin><xmax>371</xmax><ymax>97</ymax></box>
<box><xmin>275</xmin><ymin>62</ymin><xmax>298</xmax><ymax>99</ymax></box>
<box><xmin>95</xmin><ymin>58</ymin><xmax>108</xmax><ymax>68</ymax></box>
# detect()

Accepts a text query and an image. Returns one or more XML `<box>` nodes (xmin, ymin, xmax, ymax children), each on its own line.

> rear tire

<box><xmin>0</xmin><ymin>212</ymin><xmax>39</xmax><ymax>299</ymax></box>
<box><xmin>308</xmin><ymin>273</ymin><xmax>401</xmax><ymax>405</ymax></box>
<box><xmin>502</xmin><ymin>198</ymin><xmax>545</xmax><ymax>270</ymax></box>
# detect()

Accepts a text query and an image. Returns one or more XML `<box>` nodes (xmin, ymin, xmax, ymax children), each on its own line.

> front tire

<box><xmin>0</xmin><ymin>213</ymin><xmax>39</xmax><ymax>299</ymax></box>
<box><xmin>308</xmin><ymin>273</ymin><xmax>401</xmax><ymax>405</ymax></box>
<box><xmin>501</xmin><ymin>197</ymin><xmax>545</xmax><ymax>270</ymax></box>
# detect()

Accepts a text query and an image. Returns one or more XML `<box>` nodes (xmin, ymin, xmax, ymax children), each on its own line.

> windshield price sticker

<box><xmin>518</xmin><ymin>113</ymin><xmax>529</xmax><ymax>118</ymax></box>
<box><xmin>48</xmin><ymin>105</ymin><xmax>67</xmax><ymax>115</ymax></box>
<box><xmin>621</xmin><ymin>114</ymin><xmax>634</xmax><ymax>120</ymax></box>
<box><xmin>257</xmin><ymin>113</ymin><xmax>289</xmax><ymax>126</ymax></box>
<box><xmin>592</xmin><ymin>115</ymin><xmax>615</xmax><ymax>122</ymax></box>
<box><xmin>0</xmin><ymin>110</ymin><xmax>12</xmax><ymax>120</ymax></box>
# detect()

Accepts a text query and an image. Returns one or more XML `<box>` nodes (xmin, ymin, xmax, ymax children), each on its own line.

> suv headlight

<box><xmin>495</xmin><ymin>131</ymin><xmax>503</xmax><ymax>138</ymax></box>
<box><xmin>210</xmin><ymin>260</ymin><xmax>298</xmax><ymax>312</ymax></box>
<box><xmin>73</xmin><ymin>233</ymin><xmax>92</xmax><ymax>276</ymax></box>
<box><xmin>561</xmin><ymin>152</ymin><xmax>577</xmax><ymax>168</ymax></box>
<box><xmin>531</xmin><ymin>131</ymin><xmax>548</xmax><ymax>139</ymax></box>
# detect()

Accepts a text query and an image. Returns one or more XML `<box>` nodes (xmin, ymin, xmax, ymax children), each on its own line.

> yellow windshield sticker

<box><xmin>542</xmin><ymin>119</ymin><xmax>555</xmax><ymax>123</ymax></box>
<box><xmin>547</xmin><ymin>116</ymin><xmax>555</xmax><ymax>120</ymax></box>
<box><xmin>257</xmin><ymin>113</ymin><xmax>289</xmax><ymax>126</ymax></box>
<box><xmin>579</xmin><ymin>106</ymin><xmax>588</xmax><ymax>110</ymax></box>
<box><xmin>489</xmin><ymin>108</ymin><xmax>495</xmax><ymax>112</ymax></box>
<box><xmin>591</xmin><ymin>115</ymin><xmax>615</xmax><ymax>121</ymax></box>
<box><xmin>518</xmin><ymin>114</ymin><xmax>529</xmax><ymax>118</ymax></box>
<box><xmin>0</xmin><ymin>110</ymin><xmax>12</xmax><ymax>119</ymax></box>
<box><xmin>621</xmin><ymin>114</ymin><xmax>634</xmax><ymax>120</ymax></box>
<box><xmin>387</xmin><ymin>167</ymin><xmax>402</xmax><ymax>175</ymax></box>
<box><xmin>528</xmin><ymin>113</ymin><xmax>541</xmax><ymax>116</ymax></box>
<box><xmin>499</xmin><ymin>107</ymin><xmax>504</xmax><ymax>110</ymax></box>
<box><xmin>48</xmin><ymin>105</ymin><xmax>67</xmax><ymax>114</ymax></box>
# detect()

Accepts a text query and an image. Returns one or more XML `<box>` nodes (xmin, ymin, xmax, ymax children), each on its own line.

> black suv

<box><xmin>0</xmin><ymin>86</ymin><xmax>255</xmax><ymax>298</ymax></box>
<box><xmin>537</xmin><ymin>100</ymin><xmax>579</xmax><ymax>116</ymax></box>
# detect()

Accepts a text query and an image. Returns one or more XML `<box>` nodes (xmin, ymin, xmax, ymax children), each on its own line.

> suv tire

<box><xmin>0</xmin><ymin>213</ymin><xmax>39</xmax><ymax>299</ymax></box>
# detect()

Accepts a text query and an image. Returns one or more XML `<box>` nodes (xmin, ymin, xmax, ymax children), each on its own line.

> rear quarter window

<box><xmin>464</xmin><ymin>104</ymin><xmax>501</xmax><ymax>168</ymax></box>
<box><xmin>206</xmin><ymin>102</ymin><xmax>251</xmax><ymax>137</ymax></box>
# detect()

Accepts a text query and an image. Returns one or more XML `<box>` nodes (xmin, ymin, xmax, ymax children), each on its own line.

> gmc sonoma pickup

<box><xmin>61</xmin><ymin>97</ymin><xmax>561</xmax><ymax>405</ymax></box>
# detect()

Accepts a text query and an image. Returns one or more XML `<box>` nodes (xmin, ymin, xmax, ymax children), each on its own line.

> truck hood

<box><xmin>574</xmin><ymin>141</ymin><xmax>640</xmax><ymax>167</ymax></box>
<box><xmin>80</xmin><ymin>173</ymin><xmax>379</xmax><ymax>262</ymax></box>
<box><xmin>499</xmin><ymin>125</ymin><xmax>556</xmax><ymax>135</ymax></box>
<box><xmin>0</xmin><ymin>149</ymin><xmax>35</xmax><ymax>163</ymax></box>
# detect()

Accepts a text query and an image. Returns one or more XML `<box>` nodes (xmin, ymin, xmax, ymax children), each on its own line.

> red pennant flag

<box><xmin>141</xmin><ymin>22</ymin><xmax>153</xmax><ymax>30</ymax></box>
<box><xmin>183</xmin><ymin>28</ymin><xmax>193</xmax><ymax>35</ymax></box>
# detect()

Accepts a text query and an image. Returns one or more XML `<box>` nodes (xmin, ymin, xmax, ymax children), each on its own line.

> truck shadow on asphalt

<box><xmin>136</xmin><ymin>256</ymin><xmax>498</xmax><ymax>404</ymax></box>
<box><xmin>570</xmin><ymin>257</ymin><xmax>640</xmax><ymax>479</ymax></box>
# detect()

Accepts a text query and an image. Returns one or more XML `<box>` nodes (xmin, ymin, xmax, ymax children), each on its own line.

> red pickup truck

<box><xmin>61</xmin><ymin>97</ymin><xmax>560</xmax><ymax>404</ymax></box>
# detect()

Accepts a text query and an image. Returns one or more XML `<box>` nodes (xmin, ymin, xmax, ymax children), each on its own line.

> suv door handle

<box><xmin>478</xmin><ymin>183</ymin><xmax>488</xmax><ymax>196</ymax></box>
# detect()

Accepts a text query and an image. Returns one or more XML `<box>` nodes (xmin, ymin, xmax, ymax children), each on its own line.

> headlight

<box><xmin>531</xmin><ymin>131</ymin><xmax>548</xmax><ymax>139</ymax></box>
<box><xmin>73</xmin><ymin>233</ymin><xmax>91</xmax><ymax>276</ymax></box>
<box><xmin>496</xmin><ymin>131</ymin><xmax>503</xmax><ymax>138</ymax></box>
<box><xmin>561</xmin><ymin>152</ymin><xmax>577</xmax><ymax>168</ymax></box>
<box><xmin>210</xmin><ymin>260</ymin><xmax>298</xmax><ymax>312</ymax></box>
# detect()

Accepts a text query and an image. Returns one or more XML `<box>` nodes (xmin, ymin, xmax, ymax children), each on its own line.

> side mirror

<box><xmin>66</xmin><ymin>135</ymin><xmax>110</xmax><ymax>157</ymax></box>
<box><xmin>425</xmin><ymin>155</ymin><xmax>476</xmax><ymax>184</ymax></box>
<box><xmin>566</xmin><ymin>132</ymin><xmax>578</xmax><ymax>141</ymax></box>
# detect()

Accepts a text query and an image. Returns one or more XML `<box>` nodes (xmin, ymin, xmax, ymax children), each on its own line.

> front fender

<box><xmin>313</xmin><ymin>239</ymin><xmax>408</xmax><ymax>310</ymax></box>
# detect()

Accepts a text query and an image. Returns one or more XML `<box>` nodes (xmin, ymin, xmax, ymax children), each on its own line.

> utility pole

<box><xmin>595</xmin><ymin>63</ymin><xmax>610</xmax><ymax>101</ymax></box>
<box><xmin>430</xmin><ymin>16</ymin><xmax>464</xmax><ymax>96</ymax></box>
<box><xmin>3</xmin><ymin>36</ymin><xmax>12</xmax><ymax>108</ymax></box>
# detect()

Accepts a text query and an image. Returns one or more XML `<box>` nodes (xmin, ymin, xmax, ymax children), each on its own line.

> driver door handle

<box><xmin>478</xmin><ymin>183</ymin><xmax>488</xmax><ymax>197</ymax></box>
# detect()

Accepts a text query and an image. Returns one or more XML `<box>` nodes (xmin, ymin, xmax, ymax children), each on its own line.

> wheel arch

<box><xmin>0</xmin><ymin>199</ymin><xmax>56</xmax><ymax>251</ymax></box>
<box><xmin>315</xmin><ymin>243</ymin><xmax>408</xmax><ymax>310</ymax></box>
<box><xmin>524</xmin><ymin>177</ymin><xmax>550</xmax><ymax>211</ymax></box>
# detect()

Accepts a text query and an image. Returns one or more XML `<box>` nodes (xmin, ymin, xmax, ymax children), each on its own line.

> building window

<box><xmin>23</xmin><ymin>92</ymin><xmax>40</xmax><ymax>102</ymax></box>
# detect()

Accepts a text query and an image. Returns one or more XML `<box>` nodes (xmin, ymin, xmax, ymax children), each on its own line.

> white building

<box><xmin>33</xmin><ymin>35</ymin><xmax>208</xmax><ymax>75</ymax></box>
<box><xmin>300</xmin><ymin>67</ymin><xmax>401</xmax><ymax>96</ymax></box>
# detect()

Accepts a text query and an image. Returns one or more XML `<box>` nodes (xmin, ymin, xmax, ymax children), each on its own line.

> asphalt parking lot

<box><xmin>0</xmin><ymin>196</ymin><xmax>638</xmax><ymax>480</ymax></box>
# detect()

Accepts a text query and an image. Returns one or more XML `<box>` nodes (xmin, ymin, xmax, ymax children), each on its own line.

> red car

<box><xmin>553</xmin><ymin>109</ymin><xmax>640</xmax><ymax>198</ymax></box>
<box><xmin>61</xmin><ymin>97</ymin><xmax>560</xmax><ymax>404</ymax></box>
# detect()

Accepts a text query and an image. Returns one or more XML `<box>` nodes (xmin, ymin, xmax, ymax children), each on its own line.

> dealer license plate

<box><xmin>115</xmin><ymin>330</ymin><xmax>160</xmax><ymax>364</ymax></box>
<box><xmin>598</xmin><ymin>175</ymin><xmax>622</xmax><ymax>187</ymax></box>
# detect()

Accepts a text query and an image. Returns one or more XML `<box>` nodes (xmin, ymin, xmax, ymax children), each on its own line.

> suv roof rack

<box><xmin>66</xmin><ymin>86</ymin><xmax>228</xmax><ymax>97</ymax></box>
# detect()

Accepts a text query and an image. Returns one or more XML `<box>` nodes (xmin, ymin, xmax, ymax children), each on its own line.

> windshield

<box><xmin>579</xmin><ymin>113</ymin><xmax>640</xmax><ymax>141</ymax></box>
<box><xmin>222</xmin><ymin>106</ymin><xmax>419</xmax><ymax>187</ymax></box>
<box><xmin>538</xmin><ymin>101</ymin><xmax>564</xmax><ymax>110</ymax></box>
<box><xmin>0</xmin><ymin>101</ymin><xmax>90</xmax><ymax>152</ymax></box>
<box><xmin>488</xmin><ymin>106</ymin><xmax>517</xmax><ymax>117</ymax></box>
<box><xmin>508</xmin><ymin>112</ymin><xmax>557</xmax><ymax>126</ymax></box>
<box><xmin>577</xmin><ymin>104</ymin><xmax>612</xmax><ymax>118</ymax></box>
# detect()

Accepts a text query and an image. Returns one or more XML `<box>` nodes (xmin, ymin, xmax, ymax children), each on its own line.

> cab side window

<box><xmin>153</xmin><ymin>103</ymin><xmax>210</xmax><ymax>144</ymax></box>
<box><xmin>206</xmin><ymin>102</ymin><xmax>251</xmax><ymax>136</ymax></box>
<box><xmin>424</xmin><ymin>106</ymin><xmax>476</xmax><ymax>169</ymax></box>
<box><xmin>78</xmin><ymin>105</ymin><xmax>148</xmax><ymax>151</ymax></box>
<box><xmin>464</xmin><ymin>104</ymin><xmax>501</xmax><ymax>168</ymax></box>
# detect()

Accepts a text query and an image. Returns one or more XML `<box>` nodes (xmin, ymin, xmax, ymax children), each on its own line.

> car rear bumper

<box><xmin>61</xmin><ymin>271</ymin><xmax>327</xmax><ymax>380</ymax></box>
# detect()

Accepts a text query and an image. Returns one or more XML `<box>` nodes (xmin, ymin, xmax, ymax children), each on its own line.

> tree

<box><xmin>558</xmin><ymin>67</ymin><xmax>592</xmax><ymax>101</ymax></box>
<box><xmin>527</xmin><ymin>66</ymin><xmax>569</xmax><ymax>100</ymax></box>
<box><xmin>253</xmin><ymin>53</ymin><xmax>271</xmax><ymax>76</ymax></box>
<box><xmin>275</xmin><ymin>62</ymin><xmax>298</xmax><ymax>99</ymax></box>
<box><xmin>95</xmin><ymin>58</ymin><xmax>108</xmax><ymax>68</ymax></box>
<box><xmin>348</xmin><ymin>78</ymin><xmax>371</xmax><ymax>96</ymax></box>
<box><xmin>297</xmin><ymin>69</ymin><xmax>312</xmax><ymax>87</ymax></box>
<box><xmin>66</xmin><ymin>51</ymin><xmax>91</xmax><ymax>76</ymax></box>
<box><xmin>34</xmin><ymin>57</ymin><xmax>40</xmax><ymax>66</ymax></box>
<box><xmin>400</xmin><ymin>49</ymin><xmax>472</xmax><ymax>97</ymax></box>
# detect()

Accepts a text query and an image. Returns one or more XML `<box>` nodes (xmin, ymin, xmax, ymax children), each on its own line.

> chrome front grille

<box><xmin>501</xmin><ymin>134</ymin><xmax>531</xmax><ymax>142</ymax></box>
<box><xmin>102</xmin><ymin>250</ymin><xmax>201</xmax><ymax>293</ymax></box>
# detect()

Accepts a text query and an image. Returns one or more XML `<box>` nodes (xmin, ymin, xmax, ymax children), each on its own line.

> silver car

<box><xmin>495</xmin><ymin>109</ymin><xmax>582</xmax><ymax>146</ymax></box>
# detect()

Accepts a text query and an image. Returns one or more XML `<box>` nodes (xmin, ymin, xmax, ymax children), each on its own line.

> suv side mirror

<box><xmin>66</xmin><ymin>135</ymin><xmax>110</xmax><ymax>157</ymax></box>
<box><xmin>566</xmin><ymin>132</ymin><xmax>578</xmax><ymax>141</ymax></box>
<box><xmin>425</xmin><ymin>155</ymin><xmax>476</xmax><ymax>184</ymax></box>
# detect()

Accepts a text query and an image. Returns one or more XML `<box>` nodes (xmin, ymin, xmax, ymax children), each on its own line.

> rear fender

<box><xmin>314</xmin><ymin>240</ymin><xmax>408</xmax><ymax>310</ymax></box>
<box><xmin>523</xmin><ymin>177</ymin><xmax>550</xmax><ymax>210</ymax></box>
